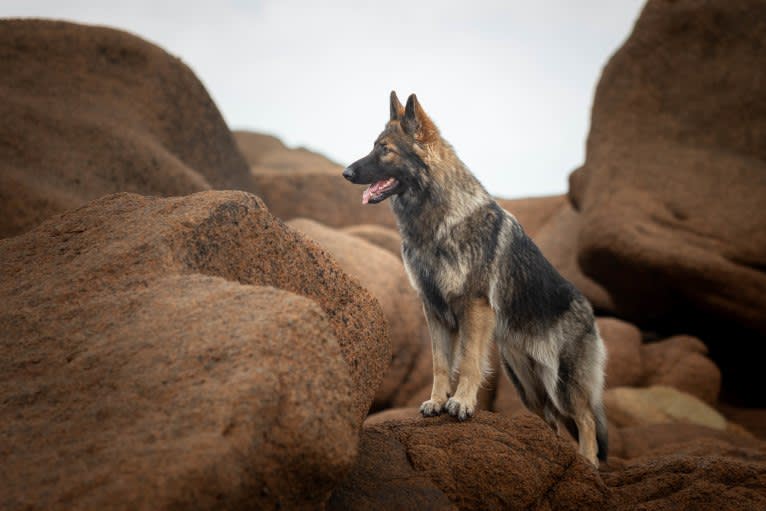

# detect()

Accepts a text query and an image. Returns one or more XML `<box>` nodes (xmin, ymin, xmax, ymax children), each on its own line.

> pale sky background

<box><xmin>3</xmin><ymin>1</ymin><xmax>645</xmax><ymax>198</ymax></box>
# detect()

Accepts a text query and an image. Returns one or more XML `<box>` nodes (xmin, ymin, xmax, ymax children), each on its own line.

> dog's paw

<box><xmin>420</xmin><ymin>399</ymin><xmax>445</xmax><ymax>417</ymax></box>
<box><xmin>445</xmin><ymin>396</ymin><xmax>475</xmax><ymax>421</ymax></box>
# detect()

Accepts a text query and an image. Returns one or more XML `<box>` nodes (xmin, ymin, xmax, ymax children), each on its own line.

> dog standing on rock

<box><xmin>343</xmin><ymin>92</ymin><xmax>608</xmax><ymax>466</ymax></box>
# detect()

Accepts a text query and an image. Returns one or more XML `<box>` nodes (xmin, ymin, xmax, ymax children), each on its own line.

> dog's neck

<box><xmin>391</xmin><ymin>143</ymin><xmax>491</xmax><ymax>247</ymax></box>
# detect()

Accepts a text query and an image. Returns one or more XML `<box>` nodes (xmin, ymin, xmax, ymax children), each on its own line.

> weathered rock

<box><xmin>389</xmin><ymin>342</ymin><xmax>436</xmax><ymax>409</ymax></box>
<box><xmin>364</xmin><ymin>407</ymin><xmax>423</xmax><ymax>428</ymax></box>
<box><xmin>252</xmin><ymin>172</ymin><xmax>397</xmax><ymax>228</ymax></box>
<box><xmin>604</xmin><ymin>386</ymin><xmax>726</xmax><ymax>430</ymax></box>
<box><xmin>0</xmin><ymin>19</ymin><xmax>254</xmax><ymax>238</ymax></box>
<box><xmin>496</xmin><ymin>195</ymin><xmax>567</xmax><ymax>238</ymax></box>
<box><xmin>570</xmin><ymin>0</ymin><xmax>766</xmax><ymax>403</ymax></box>
<box><xmin>343</xmin><ymin>411</ymin><xmax>766</xmax><ymax>510</ymax></box>
<box><xmin>719</xmin><ymin>405</ymin><xmax>766</xmax><ymax>440</ymax></box>
<box><xmin>597</xmin><ymin>317</ymin><xmax>643</xmax><ymax>388</ymax></box>
<box><xmin>0</xmin><ymin>191</ymin><xmax>389</xmax><ymax>510</ymax></box>
<box><xmin>238</xmin><ymin>131</ymin><xmax>397</xmax><ymax>228</ymax></box>
<box><xmin>234</xmin><ymin>130</ymin><xmax>342</xmax><ymax>175</ymax></box>
<box><xmin>604</xmin><ymin>442</ymin><xmax>766</xmax><ymax>510</ymax></box>
<box><xmin>329</xmin><ymin>419</ymin><xmax>457</xmax><ymax>511</ymax></box>
<box><xmin>287</xmin><ymin>218</ymin><xmax>427</xmax><ymax>409</ymax></box>
<box><xmin>493</xmin><ymin>373</ymin><xmax>528</xmax><ymax>416</ymax></box>
<box><xmin>608</xmin><ymin>422</ymin><xmax>761</xmax><ymax>461</ymax></box>
<box><xmin>342</xmin><ymin>224</ymin><xmax>402</xmax><ymax>259</ymax></box>
<box><xmin>330</xmin><ymin>412</ymin><xmax>612</xmax><ymax>510</ymax></box>
<box><xmin>641</xmin><ymin>335</ymin><xmax>721</xmax><ymax>404</ymax></box>
<box><xmin>178</xmin><ymin>198</ymin><xmax>389</xmax><ymax>422</ymax></box>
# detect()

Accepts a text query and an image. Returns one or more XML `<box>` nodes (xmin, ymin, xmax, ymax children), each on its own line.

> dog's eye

<box><xmin>381</xmin><ymin>145</ymin><xmax>390</xmax><ymax>154</ymax></box>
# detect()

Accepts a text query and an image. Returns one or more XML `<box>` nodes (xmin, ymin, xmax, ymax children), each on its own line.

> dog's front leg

<box><xmin>445</xmin><ymin>298</ymin><xmax>495</xmax><ymax>421</ymax></box>
<box><xmin>420</xmin><ymin>307</ymin><xmax>454</xmax><ymax>416</ymax></box>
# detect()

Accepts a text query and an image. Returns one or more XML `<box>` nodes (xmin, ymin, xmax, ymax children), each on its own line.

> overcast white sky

<box><xmin>3</xmin><ymin>1</ymin><xmax>645</xmax><ymax>198</ymax></box>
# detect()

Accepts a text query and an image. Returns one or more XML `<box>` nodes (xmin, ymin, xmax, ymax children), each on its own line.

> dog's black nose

<box><xmin>342</xmin><ymin>167</ymin><xmax>355</xmax><ymax>182</ymax></box>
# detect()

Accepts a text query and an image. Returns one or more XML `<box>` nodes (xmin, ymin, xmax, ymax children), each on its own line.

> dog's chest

<box><xmin>401</xmin><ymin>241</ymin><xmax>469</xmax><ymax>309</ymax></box>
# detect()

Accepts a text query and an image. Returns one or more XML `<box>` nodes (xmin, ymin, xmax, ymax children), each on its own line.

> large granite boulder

<box><xmin>0</xmin><ymin>20</ymin><xmax>254</xmax><ymax>238</ymax></box>
<box><xmin>0</xmin><ymin>191</ymin><xmax>389</xmax><ymax>510</ymax></box>
<box><xmin>569</xmin><ymin>0</ymin><xmax>766</xmax><ymax>403</ymax></box>
<box><xmin>342</xmin><ymin>224</ymin><xmax>403</xmax><ymax>259</ymax></box>
<box><xmin>235</xmin><ymin>130</ymin><xmax>397</xmax><ymax>229</ymax></box>
<box><xmin>329</xmin><ymin>413</ymin><xmax>611</xmax><ymax>510</ymax></box>
<box><xmin>287</xmin><ymin>218</ymin><xmax>428</xmax><ymax>409</ymax></box>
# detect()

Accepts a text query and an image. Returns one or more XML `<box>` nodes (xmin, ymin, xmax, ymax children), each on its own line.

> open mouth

<box><xmin>362</xmin><ymin>177</ymin><xmax>400</xmax><ymax>204</ymax></box>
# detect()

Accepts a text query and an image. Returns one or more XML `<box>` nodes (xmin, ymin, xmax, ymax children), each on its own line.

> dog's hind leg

<box><xmin>564</xmin><ymin>368</ymin><xmax>607</xmax><ymax>466</ymax></box>
<box><xmin>571</xmin><ymin>391</ymin><xmax>599</xmax><ymax>466</ymax></box>
<box><xmin>565</xmin><ymin>328</ymin><xmax>608</xmax><ymax>466</ymax></box>
<box><xmin>420</xmin><ymin>307</ymin><xmax>455</xmax><ymax>416</ymax></box>
<box><xmin>445</xmin><ymin>298</ymin><xmax>495</xmax><ymax>421</ymax></box>
<box><xmin>499</xmin><ymin>348</ymin><xmax>557</xmax><ymax>428</ymax></box>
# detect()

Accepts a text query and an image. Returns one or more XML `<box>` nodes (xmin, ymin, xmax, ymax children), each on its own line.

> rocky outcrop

<box><xmin>604</xmin><ymin>386</ymin><xmax>727</xmax><ymax>430</ymax></box>
<box><xmin>340</xmin><ymin>411</ymin><xmax>766</xmax><ymax>509</ymax></box>
<box><xmin>596</xmin><ymin>319</ymin><xmax>720</xmax><ymax>403</ymax></box>
<box><xmin>0</xmin><ymin>20</ymin><xmax>255</xmax><ymax>238</ymax></box>
<box><xmin>641</xmin><ymin>335</ymin><xmax>721</xmax><ymax>404</ymax></box>
<box><xmin>568</xmin><ymin>0</ymin><xmax>766</xmax><ymax>403</ymax></box>
<box><xmin>0</xmin><ymin>191</ymin><xmax>389</xmax><ymax>510</ymax></box>
<box><xmin>329</xmin><ymin>413</ymin><xmax>611</xmax><ymax>510</ymax></box>
<box><xmin>598</xmin><ymin>317</ymin><xmax>644</xmax><ymax>388</ymax></box>
<box><xmin>608</xmin><ymin>421</ymin><xmax>762</xmax><ymax>461</ymax></box>
<box><xmin>234</xmin><ymin>130</ymin><xmax>342</xmax><ymax>175</ymax></box>
<box><xmin>287</xmin><ymin>218</ymin><xmax>428</xmax><ymax>409</ymax></box>
<box><xmin>4</xmin><ymin>4</ymin><xmax>766</xmax><ymax>508</ymax></box>
<box><xmin>497</xmin><ymin>195</ymin><xmax>567</xmax><ymax>238</ymax></box>
<box><xmin>342</xmin><ymin>224</ymin><xmax>402</xmax><ymax>259</ymax></box>
<box><xmin>234</xmin><ymin>130</ymin><xmax>398</xmax><ymax>229</ymax></box>
<box><xmin>605</xmin><ymin>441</ymin><xmax>766</xmax><ymax>510</ymax></box>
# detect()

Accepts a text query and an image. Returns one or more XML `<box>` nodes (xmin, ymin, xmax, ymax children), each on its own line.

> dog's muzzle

<box><xmin>342</xmin><ymin>167</ymin><xmax>356</xmax><ymax>182</ymax></box>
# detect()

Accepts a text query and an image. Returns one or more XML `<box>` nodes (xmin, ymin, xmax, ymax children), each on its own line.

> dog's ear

<box><xmin>390</xmin><ymin>91</ymin><xmax>404</xmax><ymax>121</ymax></box>
<box><xmin>402</xmin><ymin>93</ymin><xmax>438</xmax><ymax>144</ymax></box>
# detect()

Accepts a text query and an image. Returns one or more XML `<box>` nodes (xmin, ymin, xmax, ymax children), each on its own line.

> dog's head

<box><xmin>343</xmin><ymin>91</ymin><xmax>439</xmax><ymax>204</ymax></box>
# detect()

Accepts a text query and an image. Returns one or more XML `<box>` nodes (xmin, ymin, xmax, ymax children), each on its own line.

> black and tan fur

<box><xmin>343</xmin><ymin>92</ymin><xmax>608</xmax><ymax>466</ymax></box>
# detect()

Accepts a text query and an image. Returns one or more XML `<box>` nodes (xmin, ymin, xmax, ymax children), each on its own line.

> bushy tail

<box><xmin>594</xmin><ymin>403</ymin><xmax>608</xmax><ymax>461</ymax></box>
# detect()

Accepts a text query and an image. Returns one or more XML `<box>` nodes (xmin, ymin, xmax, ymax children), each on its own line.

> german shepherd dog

<box><xmin>343</xmin><ymin>92</ymin><xmax>607</xmax><ymax>466</ymax></box>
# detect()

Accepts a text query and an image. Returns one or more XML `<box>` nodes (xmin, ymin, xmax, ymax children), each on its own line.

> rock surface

<box><xmin>569</xmin><ymin>0</ymin><xmax>766</xmax><ymax>403</ymax></box>
<box><xmin>0</xmin><ymin>20</ymin><xmax>254</xmax><ymax>238</ymax></box>
<box><xmin>252</xmin><ymin>171</ymin><xmax>398</xmax><ymax>228</ymax></box>
<box><xmin>641</xmin><ymin>335</ymin><xmax>721</xmax><ymax>404</ymax></box>
<box><xmin>719</xmin><ymin>405</ymin><xmax>766</xmax><ymax>440</ymax></box>
<box><xmin>604</xmin><ymin>386</ymin><xmax>726</xmax><ymax>430</ymax></box>
<box><xmin>340</xmin><ymin>411</ymin><xmax>766</xmax><ymax>510</ymax></box>
<box><xmin>0</xmin><ymin>191</ymin><xmax>389</xmax><ymax>510</ymax></box>
<box><xmin>235</xmin><ymin>130</ymin><xmax>397</xmax><ymax>228</ymax></box>
<box><xmin>234</xmin><ymin>130</ymin><xmax>342</xmax><ymax>175</ymax></box>
<box><xmin>597</xmin><ymin>317</ymin><xmax>644</xmax><ymax>388</ymax></box>
<box><xmin>496</xmin><ymin>195</ymin><xmax>567</xmax><ymax>238</ymax></box>
<box><xmin>342</xmin><ymin>224</ymin><xmax>402</xmax><ymax>259</ymax></box>
<box><xmin>4</xmin><ymin>7</ymin><xmax>766</xmax><ymax>510</ymax></box>
<box><xmin>605</xmin><ymin>442</ymin><xmax>766</xmax><ymax>511</ymax></box>
<box><xmin>608</xmin><ymin>421</ymin><xmax>762</xmax><ymax>461</ymax></box>
<box><xmin>287</xmin><ymin>218</ymin><xmax>427</xmax><ymax>409</ymax></box>
<box><xmin>330</xmin><ymin>413</ymin><xmax>611</xmax><ymax>511</ymax></box>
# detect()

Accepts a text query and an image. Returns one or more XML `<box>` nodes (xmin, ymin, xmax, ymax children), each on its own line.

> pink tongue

<box><xmin>362</xmin><ymin>186</ymin><xmax>373</xmax><ymax>204</ymax></box>
<box><xmin>361</xmin><ymin>179</ymin><xmax>388</xmax><ymax>204</ymax></box>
